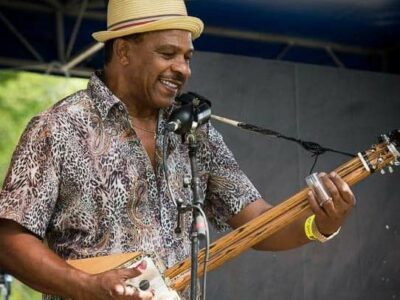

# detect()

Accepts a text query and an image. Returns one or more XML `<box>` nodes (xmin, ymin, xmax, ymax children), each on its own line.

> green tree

<box><xmin>0</xmin><ymin>70</ymin><xmax>88</xmax><ymax>300</ymax></box>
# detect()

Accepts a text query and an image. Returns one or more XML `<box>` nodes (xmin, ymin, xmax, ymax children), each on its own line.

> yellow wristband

<box><xmin>305</xmin><ymin>214</ymin><xmax>317</xmax><ymax>241</ymax></box>
<box><xmin>304</xmin><ymin>214</ymin><xmax>341</xmax><ymax>243</ymax></box>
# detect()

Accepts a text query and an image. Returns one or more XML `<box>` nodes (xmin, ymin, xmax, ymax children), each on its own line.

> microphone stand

<box><xmin>167</xmin><ymin>92</ymin><xmax>212</xmax><ymax>299</ymax></box>
<box><xmin>185</xmin><ymin>130</ymin><xmax>206</xmax><ymax>300</ymax></box>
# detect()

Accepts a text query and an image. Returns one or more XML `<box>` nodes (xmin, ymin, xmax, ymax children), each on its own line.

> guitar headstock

<box><xmin>360</xmin><ymin>129</ymin><xmax>400</xmax><ymax>174</ymax></box>
<box><xmin>378</xmin><ymin>129</ymin><xmax>400</xmax><ymax>174</ymax></box>
<box><xmin>382</xmin><ymin>129</ymin><xmax>400</xmax><ymax>149</ymax></box>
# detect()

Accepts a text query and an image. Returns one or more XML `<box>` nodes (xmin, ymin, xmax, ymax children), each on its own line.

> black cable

<box><xmin>238</xmin><ymin>123</ymin><xmax>356</xmax><ymax>158</ymax></box>
<box><xmin>194</xmin><ymin>206</ymin><xmax>210</xmax><ymax>300</ymax></box>
<box><xmin>309</xmin><ymin>154</ymin><xmax>320</xmax><ymax>174</ymax></box>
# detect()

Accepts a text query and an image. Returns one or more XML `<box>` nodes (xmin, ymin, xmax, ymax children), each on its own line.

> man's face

<box><xmin>123</xmin><ymin>30</ymin><xmax>194</xmax><ymax>111</ymax></box>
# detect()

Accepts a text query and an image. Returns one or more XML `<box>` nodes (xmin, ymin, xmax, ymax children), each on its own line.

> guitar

<box><xmin>68</xmin><ymin>129</ymin><xmax>400</xmax><ymax>298</ymax></box>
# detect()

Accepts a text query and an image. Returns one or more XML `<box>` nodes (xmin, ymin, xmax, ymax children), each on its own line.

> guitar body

<box><xmin>68</xmin><ymin>253</ymin><xmax>181</xmax><ymax>299</ymax></box>
<box><xmin>67</xmin><ymin>252</ymin><xmax>141</xmax><ymax>274</ymax></box>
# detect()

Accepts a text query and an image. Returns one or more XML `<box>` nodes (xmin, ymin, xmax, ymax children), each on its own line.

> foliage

<box><xmin>0</xmin><ymin>71</ymin><xmax>88</xmax><ymax>185</ymax></box>
<box><xmin>0</xmin><ymin>70</ymin><xmax>88</xmax><ymax>300</ymax></box>
<box><xmin>7</xmin><ymin>280</ymin><xmax>41</xmax><ymax>300</ymax></box>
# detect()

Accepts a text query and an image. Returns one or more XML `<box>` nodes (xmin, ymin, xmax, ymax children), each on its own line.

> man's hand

<box><xmin>227</xmin><ymin>171</ymin><xmax>356</xmax><ymax>251</ymax></box>
<box><xmin>308</xmin><ymin>172</ymin><xmax>356</xmax><ymax>236</ymax></box>
<box><xmin>0</xmin><ymin>219</ymin><xmax>154</xmax><ymax>300</ymax></box>
<box><xmin>75</xmin><ymin>261</ymin><xmax>154</xmax><ymax>300</ymax></box>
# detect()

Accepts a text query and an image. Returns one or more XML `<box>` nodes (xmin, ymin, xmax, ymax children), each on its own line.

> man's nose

<box><xmin>171</xmin><ymin>57</ymin><xmax>191</xmax><ymax>79</ymax></box>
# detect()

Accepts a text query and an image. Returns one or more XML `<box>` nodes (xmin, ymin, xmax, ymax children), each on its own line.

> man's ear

<box><xmin>113</xmin><ymin>38</ymin><xmax>131</xmax><ymax>66</ymax></box>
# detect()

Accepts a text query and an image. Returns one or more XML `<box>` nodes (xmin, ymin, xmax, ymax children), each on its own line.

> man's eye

<box><xmin>161</xmin><ymin>53</ymin><xmax>175</xmax><ymax>59</ymax></box>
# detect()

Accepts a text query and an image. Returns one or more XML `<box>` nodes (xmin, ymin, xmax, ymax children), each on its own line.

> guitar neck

<box><xmin>166</xmin><ymin>142</ymin><xmax>394</xmax><ymax>291</ymax></box>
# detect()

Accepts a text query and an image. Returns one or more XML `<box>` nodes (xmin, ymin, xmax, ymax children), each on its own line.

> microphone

<box><xmin>166</xmin><ymin>102</ymin><xmax>194</xmax><ymax>133</ymax></box>
<box><xmin>166</xmin><ymin>92</ymin><xmax>212</xmax><ymax>135</ymax></box>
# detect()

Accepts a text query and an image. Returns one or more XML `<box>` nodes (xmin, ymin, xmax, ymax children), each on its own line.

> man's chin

<box><xmin>159</xmin><ymin>95</ymin><xmax>177</xmax><ymax>107</ymax></box>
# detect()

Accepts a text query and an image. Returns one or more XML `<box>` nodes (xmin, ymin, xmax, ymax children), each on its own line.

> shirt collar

<box><xmin>87</xmin><ymin>70</ymin><xmax>177</xmax><ymax>132</ymax></box>
<box><xmin>87</xmin><ymin>70</ymin><xmax>122</xmax><ymax>120</ymax></box>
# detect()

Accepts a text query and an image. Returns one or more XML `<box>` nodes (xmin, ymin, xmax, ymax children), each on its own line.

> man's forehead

<box><xmin>141</xmin><ymin>29</ymin><xmax>194</xmax><ymax>49</ymax></box>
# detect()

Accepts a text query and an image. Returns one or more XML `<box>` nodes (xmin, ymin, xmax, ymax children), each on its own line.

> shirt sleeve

<box><xmin>203</xmin><ymin>124</ymin><xmax>262</xmax><ymax>231</ymax></box>
<box><xmin>0</xmin><ymin>113</ymin><xmax>60</xmax><ymax>238</ymax></box>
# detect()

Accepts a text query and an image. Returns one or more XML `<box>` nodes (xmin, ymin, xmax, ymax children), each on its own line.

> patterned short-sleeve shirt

<box><xmin>0</xmin><ymin>71</ymin><xmax>261</xmax><ymax>298</ymax></box>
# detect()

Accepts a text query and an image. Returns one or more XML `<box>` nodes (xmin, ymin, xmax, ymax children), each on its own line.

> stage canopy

<box><xmin>0</xmin><ymin>0</ymin><xmax>399</xmax><ymax>77</ymax></box>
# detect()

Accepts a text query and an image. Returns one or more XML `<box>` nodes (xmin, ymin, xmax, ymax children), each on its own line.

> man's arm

<box><xmin>0</xmin><ymin>219</ymin><xmax>153</xmax><ymax>300</ymax></box>
<box><xmin>227</xmin><ymin>172</ymin><xmax>355</xmax><ymax>251</ymax></box>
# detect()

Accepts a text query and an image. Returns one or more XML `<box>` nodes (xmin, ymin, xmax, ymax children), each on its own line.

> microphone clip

<box><xmin>166</xmin><ymin>92</ymin><xmax>212</xmax><ymax>135</ymax></box>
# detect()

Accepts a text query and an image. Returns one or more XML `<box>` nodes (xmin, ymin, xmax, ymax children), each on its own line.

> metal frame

<box><xmin>66</xmin><ymin>0</ymin><xmax>88</xmax><ymax>60</ymax></box>
<box><xmin>0</xmin><ymin>0</ymin><xmax>393</xmax><ymax>77</ymax></box>
<box><xmin>0</xmin><ymin>0</ymin><xmax>104</xmax><ymax>77</ymax></box>
<box><xmin>204</xmin><ymin>26</ymin><xmax>383</xmax><ymax>69</ymax></box>
<box><xmin>0</xmin><ymin>11</ymin><xmax>44</xmax><ymax>62</ymax></box>
<box><xmin>0</xmin><ymin>56</ymin><xmax>93</xmax><ymax>77</ymax></box>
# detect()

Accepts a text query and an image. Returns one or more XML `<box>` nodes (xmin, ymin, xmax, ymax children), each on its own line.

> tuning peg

<box><xmin>388</xmin><ymin>166</ymin><xmax>394</xmax><ymax>173</ymax></box>
<box><xmin>380</xmin><ymin>169</ymin><xmax>386</xmax><ymax>175</ymax></box>
<box><xmin>394</xmin><ymin>160</ymin><xmax>400</xmax><ymax>166</ymax></box>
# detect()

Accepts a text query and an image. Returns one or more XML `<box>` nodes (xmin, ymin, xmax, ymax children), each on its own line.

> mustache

<box><xmin>164</xmin><ymin>72</ymin><xmax>185</xmax><ymax>83</ymax></box>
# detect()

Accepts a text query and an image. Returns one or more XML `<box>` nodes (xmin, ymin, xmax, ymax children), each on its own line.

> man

<box><xmin>0</xmin><ymin>0</ymin><xmax>355</xmax><ymax>299</ymax></box>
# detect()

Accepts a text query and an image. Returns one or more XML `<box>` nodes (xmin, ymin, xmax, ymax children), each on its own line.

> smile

<box><xmin>160</xmin><ymin>79</ymin><xmax>180</xmax><ymax>91</ymax></box>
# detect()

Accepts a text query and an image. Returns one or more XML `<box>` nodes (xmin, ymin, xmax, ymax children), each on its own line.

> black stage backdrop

<box><xmin>186</xmin><ymin>52</ymin><xmax>400</xmax><ymax>300</ymax></box>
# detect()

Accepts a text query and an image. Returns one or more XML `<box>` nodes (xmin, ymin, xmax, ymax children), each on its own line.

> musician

<box><xmin>0</xmin><ymin>0</ymin><xmax>355</xmax><ymax>299</ymax></box>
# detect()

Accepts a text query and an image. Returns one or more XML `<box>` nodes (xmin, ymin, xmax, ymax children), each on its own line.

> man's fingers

<box><xmin>125</xmin><ymin>284</ymin><xmax>136</xmax><ymax>296</ymax></box>
<box><xmin>112</xmin><ymin>283</ymin><xmax>154</xmax><ymax>299</ymax></box>
<box><xmin>117</xmin><ymin>267</ymin><xmax>142</xmax><ymax>280</ymax></box>
<box><xmin>320</xmin><ymin>173</ymin><xmax>340</xmax><ymax>203</ymax></box>
<box><xmin>117</xmin><ymin>260</ymin><xmax>147</xmax><ymax>279</ymax></box>
<box><xmin>320</xmin><ymin>198</ymin><xmax>338</xmax><ymax>217</ymax></box>
<box><xmin>308</xmin><ymin>191</ymin><xmax>327</xmax><ymax>217</ymax></box>
<box><xmin>109</xmin><ymin>260</ymin><xmax>152</xmax><ymax>298</ymax></box>
<box><xmin>111</xmin><ymin>283</ymin><xmax>125</xmax><ymax>296</ymax></box>
<box><xmin>136</xmin><ymin>289</ymin><xmax>154</xmax><ymax>300</ymax></box>
<box><xmin>329</xmin><ymin>172</ymin><xmax>356</xmax><ymax>206</ymax></box>
<box><xmin>320</xmin><ymin>172</ymin><xmax>355</xmax><ymax>213</ymax></box>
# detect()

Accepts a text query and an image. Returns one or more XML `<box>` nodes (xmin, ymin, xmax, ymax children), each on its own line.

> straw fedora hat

<box><xmin>92</xmin><ymin>0</ymin><xmax>204</xmax><ymax>42</ymax></box>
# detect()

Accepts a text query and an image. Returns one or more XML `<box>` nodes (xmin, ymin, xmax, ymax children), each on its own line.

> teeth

<box><xmin>161</xmin><ymin>79</ymin><xmax>178</xmax><ymax>89</ymax></box>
